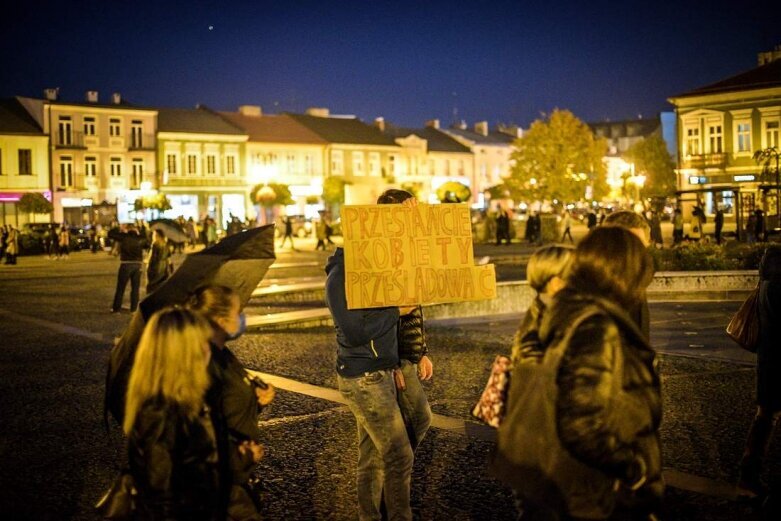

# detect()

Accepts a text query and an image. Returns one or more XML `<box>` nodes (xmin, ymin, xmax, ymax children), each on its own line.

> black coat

<box><xmin>541</xmin><ymin>289</ymin><xmax>663</xmax><ymax>515</ymax></box>
<box><xmin>109</xmin><ymin>228</ymin><xmax>148</xmax><ymax>262</ymax></box>
<box><xmin>398</xmin><ymin>306</ymin><xmax>428</xmax><ymax>363</ymax></box>
<box><xmin>757</xmin><ymin>248</ymin><xmax>781</xmax><ymax>410</ymax></box>
<box><xmin>128</xmin><ymin>397</ymin><xmax>220</xmax><ymax>520</ymax></box>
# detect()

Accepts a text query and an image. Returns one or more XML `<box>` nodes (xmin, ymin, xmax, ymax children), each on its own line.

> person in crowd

<box><xmin>0</xmin><ymin>225</ymin><xmax>7</xmax><ymax>261</ymax></box>
<box><xmin>146</xmin><ymin>228</ymin><xmax>173</xmax><ymax>294</ymax></box>
<box><xmin>496</xmin><ymin>206</ymin><xmax>511</xmax><ymax>246</ymax></box>
<box><xmin>524</xmin><ymin>212</ymin><xmax>538</xmax><ymax>245</ymax></box>
<box><xmin>510</xmin><ymin>244</ymin><xmax>575</xmax><ymax>367</ymax></box>
<box><xmin>598</xmin><ymin>208</ymin><xmax>607</xmax><ymax>225</ymax></box>
<box><xmin>746</xmin><ymin>211</ymin><xmax>758</xmax><ymax>244</ymax></box>
<box><xmin>587</xmin><ymin>210</ymin><xmax>598</xmax><ymax>230</ymax></box>
<box><xmin>189</xmin><ymin>285</ymin><xmax>275</xmax><ymax>521</ymax></box>
<box><xmin>4</xmin><ymin>224</ymin><xmax>18</xmax><ymax>265</ymax></box>
<box><xmin>672</xmin><ymin>208</ymin><xmax>684</xmax><ymax>245</ymax></box>
<box><xmin>649</xmin><ymin>210</ymin><xmax>663</xmax><ymax>248</ymax></box>
<box><xmin>715</xmin><ymin>206</ymin><xmax>725</xmax><ymax>245</ymax></box>
<box><xmin>325</xmin><ymin>212</ymin><xmax>336</xmax><ymax>247</ymax></box>
<box><xmin>109</xmin><ymin>223</ymin><xmax>149</xmax><ymax>313</ymax></box>
<box><xmin>325</xmin><ymin>189</ymin><xmax>425</xmax><ymax>521</ymax></box>
<box><xmin>187</xmin><ymin>217</ymin><xmax>199</xmax><ymax>249</ymax></box>
<box><xmin>737</xmin><ymin>245</ymin><xmax>781</xmax><ymax>500</ymax></box>
<box><xmin>202</xmin><ymin>217</ymin><xmax>218</xmax><ymax>248</ymax></box>
<box><xmin>560</xmin><ymin>210</ymin><xmax>574</xmax><ymax>243</ymax></box>
<box><xmin>57</xmin><ymin>225</ymin><xmax>70</xmax><ymax>258</ymax></box>
<box><xmin>602</xmin><ymin>210</ymin><xmax>652</xmax><ymax>340</ymax></box>
<box><xmin>89</xmin><ymin>223</ymin><xmax>101</xmax><ymax>253</ymax></box>
<box><xmin>690</xmin><ymin>206</ymin><xmax>704</xmax><ymax>242</ymax></box>
<box><xmin>534</xmin><ymin>226</ymin><xmax>662</xmax><ymax>520</ymax></box>
<box><xmin>124</xmin><ymin>306</ymin><xmax>220</xmax><ymax>520</ymax></box>
<box><xmin>315</xmin><ymin>216</ymin><xmax>328</xmax><ymax>251</ymax></box>
<box><xmin>278</xmin><ymin>216</ymin><xmax>296</xmax><ymax>250</ymax></box>
<box><xmin>754</xmin><ymin>208</ymin><xmax>766</xmax><ymax>243</ymax></box>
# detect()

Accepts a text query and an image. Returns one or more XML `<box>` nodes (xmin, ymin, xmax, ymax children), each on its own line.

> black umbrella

<box><xmin>105</xmin><ymin>224</ymin><xmax>276</xmax><ymax>426</ymax></box>
<box><xmin>150</xmin><ymin>218</ymin><xmax>189</xmax><ymax>244</ymax></box>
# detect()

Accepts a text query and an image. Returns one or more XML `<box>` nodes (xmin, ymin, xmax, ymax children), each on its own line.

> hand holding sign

<box><xmin>342</xmin><ymin>202</ymin><xmax>496</xmax><ymax>309</ymax></box>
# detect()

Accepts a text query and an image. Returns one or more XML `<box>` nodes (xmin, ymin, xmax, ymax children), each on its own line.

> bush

<box><xmin>650</xmin><ymin>241</ymin><xmax>769</xmax><ymax>271</ymax></box>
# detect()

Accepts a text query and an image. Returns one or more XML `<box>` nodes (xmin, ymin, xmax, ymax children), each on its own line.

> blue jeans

<box><xmin>338</xmin><ymin>370</ymin><xmax>414</xmax><ymax>521</ymax></box>
<box><xmin>397</xmin><ymin>360</ymin><xmax>432</xmax><ymax>451</ymax></box>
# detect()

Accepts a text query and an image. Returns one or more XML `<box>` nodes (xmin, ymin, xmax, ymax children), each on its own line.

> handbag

<box><xmin>490</xmin><ymin>308</ymin><xmax>619</xmax><ymax>519</ymax></box>
<box><xmin>95</xmin><ymin>470</ymin><xmax>136</xmax><ymax>519</ymax></box>
<box><xmin>726</xmin><ymin>283</ymin><xmax>760</xmax><ymax>352</ymax></box>
<box><xmin>471</xmin><ymin>355</ymin><xmax>511</xmax><ymax>428</ymax></box>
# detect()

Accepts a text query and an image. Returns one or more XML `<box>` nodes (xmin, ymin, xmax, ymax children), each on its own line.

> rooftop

<box><xmin>218</xmin><ymin>112</ymin><xmax>327</xmax><ymax>144</ymax></box>
<box><xmin>0</xmin><ymin>98</ymin><xmax>44</xmax><ymax>135</ymax></box>
<box><xmin>157</xmin><ymin>106</ymin><xmax>246</xmax><ymax>135</ymax></box>
<box><xmin>287</xmin><ymin>113</ymin><xmax>398</xmax><ymax>146</ymax></box>
<box><xmin>671</xmin><ymin>59</ymin><xmax>781</xmax><ymax>99</ymax></box>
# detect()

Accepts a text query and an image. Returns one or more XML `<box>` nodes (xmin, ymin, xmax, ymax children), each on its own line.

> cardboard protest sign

<box><xmin>342</xmin><ymin>202</ymin><xmax>496</xmax><ymax>309</ymax></box>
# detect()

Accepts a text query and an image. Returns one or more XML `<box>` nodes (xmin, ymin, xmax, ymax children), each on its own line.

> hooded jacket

<box><xmin>325</xmin><ymin>248</ymin><xmax>400</xmax><ymax>377</ymax></box>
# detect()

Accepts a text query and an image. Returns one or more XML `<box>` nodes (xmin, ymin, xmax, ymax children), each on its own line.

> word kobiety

<box><xmin>346</xmin><ymin>266</ymin><xmax>495</xmax><ymax>308</ymax></box>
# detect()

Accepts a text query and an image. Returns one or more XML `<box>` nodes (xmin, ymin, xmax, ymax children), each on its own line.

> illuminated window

<box><xmin>85</xmin><ymin>156</ymin><xmax>97</xmax><ymax>177</ymax></box>
<box><xmin>736</xmin><ymin>122</ymin><xmax>751</xmax><ymax>153</ymax></box>
<box><xmin>132</xmin><ymin>159</ymin><xmax>144</xmax><ymax>188</ymax></box>
<box><xmin>60</xmin><ymin>156</ymin><xmax>73</xmax><ymax>187</ymax></box>
<box><xmin>304</xmin><ymin>154</ymin><xmax>313</xmax><ymax>175</ymax></box>
<box><xmin>58</xmin><ymin>116</ymin><xmax>72</xmax><ymax>146</ymax></box>
<box><xmin>83</xmin><ymin>116</ymin><xmax>96</xmax><ymax>136</ymax></box>
<box><xmin>109</xmin><ymin>118</ymin><xmax>121</xmax><ymax>137</ymax></box>
<box><xmin>708</xmin><ymin>125</ymin><xmax>722</xmax><ymax>153</ymax></box>
<box><xmin>18</xmin><ymin>149</ymin><xmax>32</xmax><ymax>175</ymax></box>
<box><xmin>685</xmin><ymin>127</ymin><xmax>700</xmax><ymax>156</ymax></box>
<box><xmin>131</xmin><ymin>120</ymin><xmax>143</xmax><ymax>148</ymax></box>
<box><xmin>187</xmin><ymin>154</ymin><xmax>198</xmax><ymax>175</ymax></box>
<box><xmin>166</xmin><ymin>154</ymin><xmax>178</xmax><ymax>175</ymax></box>
<box><xmin>226</xmin><ymin>155</ymin><xmax>237</xmax><ymax>175</ymax></box>
<box><xmin>110</xmin><ymin>157</ymin><xmax>122</xmax><ymax>177</ymax></box>
<box><xmin>331</xmin><ymin>150</ymin><xmax>343</xmax><ymax>175</ymax></box>
<box><xmin>206</xmin><ymin>155</ymin><xmax>217</xmax><ymax>175</ymax></box>
<box><xmin>767</xmin><ymin>121</ymin><xmax>780</xmax><ymax>149</ymax></box>
<box><xmin>368</xmin><ymin>152</ymin><xmax>380</xmax><ymax>176</ymax></box>
<box><xmin>287</xmin><ymin>154</ymin><xmax>296</xmax><ymax>174</ymax></box>
<box><xmin>352</xmin><ymin>152</ymin><xmax>364</xmax><ymax>176</ymax></box>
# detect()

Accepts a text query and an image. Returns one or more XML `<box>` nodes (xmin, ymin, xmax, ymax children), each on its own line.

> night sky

<box><xmin>1</xmin><ymin>0</ymin><xmax>779</xmax><ymax>128</ymax></box>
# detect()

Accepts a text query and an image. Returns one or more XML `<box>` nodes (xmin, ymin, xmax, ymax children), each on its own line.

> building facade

<box><xmin>0</xmin><ymin>98</ymin><xmax>49</xmax><ymax>226</ymax></box>
<box><xmin>668</xmin><ymin>51</ymin><xmax>781</xmax><ymax>230</ymax></box>
<box><xmin>157</xmin><ymin>106</ymin><xmax>248</xmax><ymax>226</ymax></box>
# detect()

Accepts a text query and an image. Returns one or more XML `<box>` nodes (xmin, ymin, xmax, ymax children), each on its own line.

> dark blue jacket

<box><xmin>325</xmin><ymin>248</ymin><xmax>400</xmax><ymax>377</ymax></box>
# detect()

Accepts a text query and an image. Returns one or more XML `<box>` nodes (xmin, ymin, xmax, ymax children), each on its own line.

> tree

<box><xmin>17</xmin><ymin>192</ymin><xmax>53</xmax><ymax>216</ymax></box>
<box><xmin>507</xmin><ymin>109</ymin><xmax>608</xmax><ymax>202</ymax></box>
<box><xmin>625</xmin><ymin>134</ymin><xmax>676</xmax><ymax>197</ymax></box>
<box><xmin>133</xmin><ymin>193</ymin><xmax>172</xmax><ymax>212</ymax></box>
<box><xmin>322</xmin><ymin>177</ymin><xmax>348</xmax><ymax>206</ymax></box>
<box><xmin>436</xmin><ymin>181</ymin><xmax>471</xmax><ymax>203</ymax></box>
<box><xmin>250</xmin><ymin>183</ymin><xmax>293</xmax><ymax>208</ymax></box>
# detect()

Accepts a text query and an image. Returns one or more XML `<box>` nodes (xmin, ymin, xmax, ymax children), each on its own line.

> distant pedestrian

<box><xmin>315</xmin><ymin>218</ymin><xmax>328</xmax><ymax>251</ymax></box>
<box><xmin>4</xmin><ymin>225</ymin><xmax>18</xmax><ymax>265</ymax></box>
<box><xmin>57</xmin><ymin>226</ymin><xmax>70</xmax><ymax>258</ymax></box>
<box><xmin>279</xmin><ymin>216</ymin><xmax>296</xmax><ymax>250</ymax></box>
<box><xmin>495</xmin><ymin>206</ymin><xmax>511</xmax><ymax>245</ymax></box>
<box><xmin>673</xmin><ymin>208</ymin><xmax>684</xmax><ymax>245</ymax></box>
<box><xmin>186</xmin><ymin>217</ymin><xmax>198</xmax><ymax>249</ymax></box>
<box><xmin>690</xmin><ymin>207</ymin><xmax>704</xmax><ymax>242</ymax></box>
<box><xmin>754</xmin><ymin>209</ymin><xmax>766</xmax><ymax>243</ymax></box>
<box><xmin>89</xmin><ymin>224</ymin><xmax>100</xmax><ymax>253</ymax></box>
<box><xmin>746</xmin><ymin>212</ymin><xmax>758</xmax><ymax>244</ymax></box>
<box><xmin>560</xmin><ymin>210</ymin><xmax>573</xmax><ymax>243</ymax></box>
<box><xmin>737</xmin><ymin>245</ymin><xmax>781</xmax><ymax>501</ymax></box>
<box><xmin>124</xmin><ymin>307</ymin><xmax>220</xmax><ymax>520</ymax></box>
<box><xmin>587</xmin><ymin>210</ymin><xmax>597</xmax><ymax>230</ymax></box>
<box><xmin>109</xmin><ymin>223</ymin><xmax>148</xmax><ymax>313</ymax></box>
<box><xmin>650</xmin><ymin>210</ymin><xmax>663</xmax><ymax>247</ymax></box>
<box><xmin>715</xmin><ymin>207</ymin><xmax>724</xmax><ymax>245</ymax></box>
<box><xmin>146</xmin><ymin>229</ymin><xmax>172</xmax><ymax>294</ymax></box>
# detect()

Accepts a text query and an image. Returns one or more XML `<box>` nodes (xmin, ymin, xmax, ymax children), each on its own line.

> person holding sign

<box><xmin>325</xmin><ymin>189</ymin><xmax>432</xmax><ymax>521</ymax></box>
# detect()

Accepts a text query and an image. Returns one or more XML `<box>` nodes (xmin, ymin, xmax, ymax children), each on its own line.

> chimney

<box><xmin>111</xmin><ymin>92</ymin><xmax>122</xmax><ymax>104</ymax></box>
<box><xmin>374</xmin><ymin>117</ymin><xmax>385</xmax><ymax>132</ymax></box>
<box><xmin>239</xmin><ymin>105</ymin><xmax>262</xmax><ymax>117</ymax></box>
<box><xmin>306</xmin><ymin>107</ymin><xmax>330</xmax><ymax>117</ymax></box>
<box><xmin>758</xmin><ymin>44</ymin><xmax>781</xmax><ymax>66</ymax></box>
<box><xmin>85</xmin><ymin>91</ymin><xmax>99</xmax><ymax>103</ymax></box>
<box><xmin>425</xmin><ymin>119</ymin><xmax>440</xmax><ymax>129</ymax></box>
<box><xmin>44</xmin><ymin>88</ymin><xmax>59</xmax><ymax>101</ymax></box>
<box><xmin>474</xmin><ymin>121</ymin><xmax>488</xmax><ymax>136</ymax></box>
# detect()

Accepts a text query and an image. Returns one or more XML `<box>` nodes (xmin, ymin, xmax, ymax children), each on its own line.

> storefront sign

<box><xmin>342</xmin><ymin>203</ymin><xmax>496</xmax><ymax>309</ymax></box>
<box><xmin>733</xmin><ymin>175</ymin><xmax>756</xmax><ymax>182</ymax></box>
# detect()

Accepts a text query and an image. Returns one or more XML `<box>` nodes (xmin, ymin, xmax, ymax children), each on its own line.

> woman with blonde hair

<box><xmin>189</xmin><ymin>285</ymin><xmax>274</xmax><ymax>521</ymax></box>
<box><xmin>124</xmin><ymin>306</ymin><xmax>220</xmax><ymax>520</ymax></box>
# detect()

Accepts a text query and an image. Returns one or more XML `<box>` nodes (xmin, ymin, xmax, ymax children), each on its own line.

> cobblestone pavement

<box><xmin>1</xmin><ymin>250</ymin><xmax>779</xmax><ymax>520</ymax></box>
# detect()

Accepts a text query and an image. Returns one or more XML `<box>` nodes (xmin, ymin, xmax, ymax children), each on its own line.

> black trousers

<box><xmin>112</xmin><ymin>262</ymin><xmax>142</xmax><ymax>311</ymax></box>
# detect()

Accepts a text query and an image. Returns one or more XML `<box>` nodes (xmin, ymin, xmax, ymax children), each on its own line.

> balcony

<box><xmin>681</xmin><ymin>153</ymin><xmax>728</xmax><ymax>169</ymax></box>
<box><xmin>54</xmin><ymin>131</ymin><xmax>86</xmax><ymax>149</ymax></box>
<box><xmin>128</xmin><ymin>133</ymin><xmax>156</xmax><ymax>151</ymax></box>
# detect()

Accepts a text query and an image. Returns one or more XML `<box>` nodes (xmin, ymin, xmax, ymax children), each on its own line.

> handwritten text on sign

<box><xmin>342</xmin><ymin>203</ymin><xmax>496</xmax><ymax>309</ymax></box>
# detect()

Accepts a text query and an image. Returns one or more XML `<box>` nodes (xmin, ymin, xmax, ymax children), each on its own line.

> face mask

<box><xmin>225</xmin><ymin>312</ymin><xmax>246</xmax><ymax>341</ymax></box>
